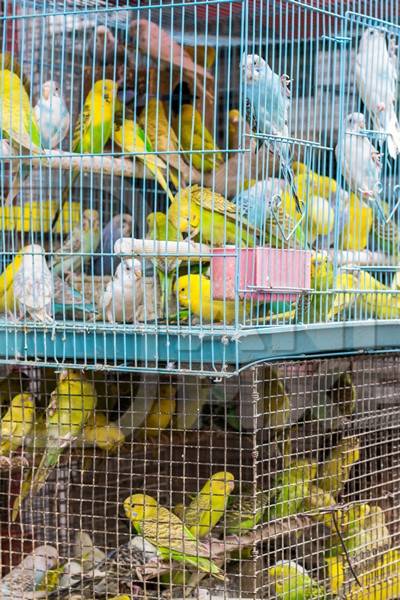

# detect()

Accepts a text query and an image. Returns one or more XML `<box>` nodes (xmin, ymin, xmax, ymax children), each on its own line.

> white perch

<box><xmin>114</xmin><ymin>237</ymin><xmax>212</xmax><ymax>260</ymax></box>
<box><xmin>319</xmin><ymin>249</ymin><xmax>398</xmax><ymax>267</ymax></box>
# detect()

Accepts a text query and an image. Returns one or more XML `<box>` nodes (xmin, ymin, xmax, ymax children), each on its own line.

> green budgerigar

<box><xmin>146</xmin><ymin>211</ymin><xmax>183</xmax><ymax>316</ymax></box>
<box><xmin>182</xmin><ymin>471</ymin><xmax>235</xmax><ymax>538</ymax></box>
<box><xmin>268</xmin><ymin>560</ymin><xmax>327</xmax><ymax>599</ymax></box>
<box><xmin>267</xmin><ymin>460</ymin><xmax>317</xmax><ymax>521</ymax></box>
<box><xmin>168</xmin><ymin>184</ymin><xmax>256</xmax><ymax>246</ymax></box>
<box><xmin>124</xmin><ymin>494</ymin><xmax>225</xmax><ymax>580</ymax></box>
<box><xmin>225</xmin><ymin>488</ymin><xmax>269</xmax><ymax>535</ymax></box>
<box><xmin>13</xmin><ymin>370</ymin><xmax>97</xmax><ymax>519</ymax></box>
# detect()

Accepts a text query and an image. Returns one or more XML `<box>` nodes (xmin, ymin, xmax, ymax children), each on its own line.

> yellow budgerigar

<box><xmin>174</xmin><ymin>274</ymin><xmax>238</xmax><ymax>324</ymax></box>
<box><xmin>138</xmin><ymin>99</ymin><xmax>188</xmax><ymax>188</ymax></box>
<box><xmin>83</xmin><ymin>412</ymin><xmax>125</xmax><ymax>452</ymax></box>
<box><xmin>0</xmin><ymin>69</ymin><xmax>41</xmax><ymax>152</ymax></box>
<box><xmin>124</xmin><ymin>494</ymin><xmax>225</xmax><ymax>580</ymax></box>
<box><xmin>182</xmin><ymin>471</ymin><xmax>235</xmax><ymax>538</ymax></box>
<box><xmin>358</xmin><ymin>270</ymin><xmax>400</xmax><ymax>320</ymax></box>
<box><xmin>168</xmin><ymin>184</ymin><xmax>256</xmax><ymax>246</ymax></box>
<box><xmin>0</xmin><ymin>253</ymin><xmax>23</xmax><ymax>314</ymax></box>
<box><xmin>340</xmin><ymin>193</ymin><xmax>373</xmax><ymax>251</ymax></box>
<box><xmin>173</xmin><ymin>104</ymin><xmax>223</xmax><ymax>172</ymax></box>
<box><xmin>0</xmin><ymin>393</ymin><xmax>35</xmax><ymax>457</ymax></box>
<box><xmin>141</xmin><ymin>383</ymin><xmax>177</xmax><ymax>438</ymax></box>
<box><xmin>63</xmin><ymin>79</ymin><xmax>118</xmax><ymax>202</ymax></box>
<box><xmin>113</xmin><ymin>118</ymin><xmax>174</xmax><ymax>202</ymax></box>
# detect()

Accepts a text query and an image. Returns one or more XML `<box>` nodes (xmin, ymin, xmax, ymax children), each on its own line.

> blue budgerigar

<box><xmin>33</xmin><ymin>80</ymin><xmax>70</xmax><ymax>149</ymax></box>
<box><xmin>241</xmin><ymin>53</ymin><xmax>301</xmax><ymax>212</ymax></box>
<box><xmin>94</xmin><ymin>214</ymin><xmax>133</xmax><ymax>276</ymax></box>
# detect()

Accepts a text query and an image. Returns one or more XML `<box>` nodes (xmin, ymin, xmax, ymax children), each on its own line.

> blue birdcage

<box><xmin>0</xmin><ymin>0</ymin><xmax>400</xmax><ymax>375</ymax></box>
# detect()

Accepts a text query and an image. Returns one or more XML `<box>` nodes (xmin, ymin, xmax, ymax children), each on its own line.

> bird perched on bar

<box><xmin>356</xmin><ymin>27</ymin><xmax>400</xmax><ymax>158</ymax></box>
<box><xmin>146</xmin><ymin>211</ymin><xmax>183</xmax><ymax>316</ymax></box>
<box><xmin>241</xmin><ymin>53</ymin><xmax>302</xmax><ymax>212</ymax></box>
<box><xmin>62</xmin><ymin>79</ymin><xmax>119</xmax><ymax>203</ymax></box>
<box><xmin>33</xmin><ymin>80</ymin><xmax>70</xmax><ymax>149</ymax></box>
<box><xmin>0</xmin><ymin>393</ymin><xmax>35</xmax><ymax>465</ymax></box>
<box><xmin>181</xmin><ymin>471</ymin><xmax>235</xmax><ymax>538</ymax></box>
<box><xmin>172</xmin><ymin>103</ymin><xmax>223</xmax><ymax>173</ymax></box>
<box><xmin>336</xmin><ymin>112</ymin><xmax>382</xmax><ymax>202</ymax></box>
<box><xmin>130</xmin><ymin>19</ymin><xmax>214</xmax><ymax>103</ymax></box>
<box><xmin>12</xmin><ymin>370</ymin><xmax>97</xmax><ymax>520</ymax></box>
<box><xmin>113</xmin><ymin>118</ymin><xmax>175</xmax><ymax>202</ymax></box>
<box><xmin>168</xmin><ymin>184</ymin><xmax>256</xmax><ymax>246</ymax></box>
<box><xmin>94</xmin><ymin>214</ymin><xmax>133</xmax><ymax>276</ymax></box>
<box><xmin>13</xmin><ymin>244</ymin><xmax>53</xmax><ymax>323</ymax></box>
<box><xmin>0</xmin><ymin>545</ymin><xmax>58</xmax><ymax>598</ymax></box>
<box><xmin>138</xmin><ymin>98</ymin><xmax>189</xmax><ymax>188</ymax></box>
<box><xmin>51</xmin><ymin>208</ymin><xmax>100</xmax><ymax>277</ymax></box>
<box><xmin>174</xmin><ymin>274</ymin><xmax>239</xmax><ymax>324</ymax></box>
<box><xmin>103</xmin><ymin>258</ymin><xmax>143</xmax><ymax>323</ymax></box>
<box><xmin>124</xmin><ymin>494</ymin><xmax>225</xmax><ymax>580</ymax></box>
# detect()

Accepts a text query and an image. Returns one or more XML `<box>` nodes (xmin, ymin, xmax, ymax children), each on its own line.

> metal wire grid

<box><xmin>2</xmin><ymin>0</ymin><xmax>400</xmax><ymax>369</ymax></box>
<box><xmin>0</xmin><ymin>355</ymin><xmax>397</xmax><ymax>597</ymax></box>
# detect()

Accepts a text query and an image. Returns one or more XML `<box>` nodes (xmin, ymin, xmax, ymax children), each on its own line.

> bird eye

<box><xmin>369</xmin><ymin>29</ymin><xmax>374</xmax><ymax>35</ymax></box>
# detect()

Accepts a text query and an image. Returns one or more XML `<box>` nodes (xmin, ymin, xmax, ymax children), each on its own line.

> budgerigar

<box><xmin>356</xmin><ymin>27</ymin><xmax>400</xmax><ymax>158</ymax></box>
<box><xmin>241</xmin><ymin>53</ymin><xmax>301</xmax><ymax>212</ymax></box>
<box><xmin>103</xmin><ymin>258</ymin><xmax>144</xmax><ymax>323</ymax></box>
<box><xmin>0</xmin><ymin>252</ymin><xmax>23</xmax><ymax>314</ymax></box>
<box><xmin>336</xmin><ymin>112</ymin><xmax>381</xmax><ymax>202</ymax></box>
<box><xmin>182</xmin><ymin>471</ymin><xmax>234</xmax><ymax>538</ymax></box>
<box><xmin>317</xmin><ymin>436</ymin><xmax>360</xmax><ymax>499</ymax></box>
<box><xmin>174</xmin><ymin>274</ymin><xmax>238</xmax><ymax>324</ymax></box>
<box><xmin>225</xmin><ymin>488</ymin><xmax>269</xmax><ymax>534</ymax></box>
<box><xmin>62</xmin><ymin>79</ymin><xmax>118</xmax><ymax>202</ymax></box>
<box><xmin>0</xmin><ymin>393</ymin><xmax>35</xmax><ymax>461</ymax></box>
<box><xmin>13</xmin><ymin>244</ymin><xmax>53</xmax><ymax>323</ymax></box>
<box><xmin>94</xmin><ymin>214</ymin><xmax>133</xmax><ymax>276</ymax></box>
<box><xmin>268</xmin><ymin>560</ymin><xmax>326</xmax><ymax>599</ymax></box>
<box><xmin>124</xmin><ymin>494</ymin><xmax>225</xmax><ymax>580</ymax></box>
<box><xmin>146</xmin><ymin>211</ymin><xmax>183</xmax><ymax>316</ymax></box>
<box><xmin>0</xmin><ymin>69</ymin><xmax>43</xmax><ymax>205</ymax></box>
<box><xmin>267</xmin><ymin>460</ymin><xmax>317</xmax><ymax>521</ymax></box>
<box><xmin>140</xmin><ymin>383</ymin><xmax>177</xmax><ymax>439</ymax></box>
<box><xmin>172</xmin><ymin>104</ymin><xmax>223</xmax><ymax>172</ymax></box>
<box><xmin>113</xmin><ymin>118</ymin><xmax>175</xmax><ymax>202</ymax></box>
<box><xmin>168</xmin><ymin>184</ymin><xmax>256</xmax><ymax>246</ymax></box>
<box><xmin>13</xmin><ymin>370</ymin><xmax>97</xmax><ymax>519</ymax></box>
<box><xmin>0</xmin><ymin>545</ymin><xmax>58</xmax><ymax>598</ymax></box>
<box><xmin>138</xmin><ymin>99</ymin><xmax>188</xmax><ymax>188</ymax></box>
<box><xmin>83</xmin><ymin>412</ymin><xmax>125</xmax><ymax>452</ymax></box>
<box><xmin>51</xmin><ymin>208</ymin><xmax>100</xmax><ymax>276</ymax></box>
<box><xmin>33</xmin><ymin>80</ymin><xmax>70</xmax><ymax>149</ymax></box>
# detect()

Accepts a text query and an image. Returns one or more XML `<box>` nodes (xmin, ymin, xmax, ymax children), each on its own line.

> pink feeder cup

<box><xmin>211</xmin><ymin>246</ymin><xmax>312</xmax><ymax>301</ymax></box>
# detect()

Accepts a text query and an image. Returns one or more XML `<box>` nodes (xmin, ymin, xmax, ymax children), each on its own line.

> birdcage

<box><xmin>1</xmin><ymin>0</ymin><xmax>400</xmax><ymax>374</ymax></box>
<box><xmin>0</xmin><ymin>355</ymin><xmax>399</xmax><ymax>598</ymax></box>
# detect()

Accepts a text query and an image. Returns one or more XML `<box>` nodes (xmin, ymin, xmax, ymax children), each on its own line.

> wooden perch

<box><xmin>138</xmin><ymin>514</ymin><xmax>313</xmax><ymax>580</ymax></box>
<box><xmin>114</xmin><ymin>237</ymin><xmax>212</xmax><ymax>260</ymax></box>
<box><xmin>27</xmin><ymin>150</ymin><xmax>202</xmax><ymax>185</ymax></box>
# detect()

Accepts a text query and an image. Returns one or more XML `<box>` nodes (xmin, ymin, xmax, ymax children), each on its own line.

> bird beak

<box><xmin>134</xmin><ymin>269</ymin><xmax>142</xmax><ymax>280</ymax></box>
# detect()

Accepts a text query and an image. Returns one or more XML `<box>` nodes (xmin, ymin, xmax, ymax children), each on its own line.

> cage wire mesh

<box><xmin>2</xmin><ymin>0</ymin><xmax>400</xmax><ymax>372</ymax></box>
<box><xmin>0</xmin><ymin>356</ymin><xmax>397</xmax><ymax>598</ymax></box>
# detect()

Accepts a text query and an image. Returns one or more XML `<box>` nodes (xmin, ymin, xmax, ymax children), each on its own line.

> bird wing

<box><xmin>72</xmin><ymin>95</ymin><xmax>93</xmax><ymax>153</ymax></box>
<box><xmin>190</xmin><ymin>185</ymin><xmax>258</xmax><ymax>231</ymax></box>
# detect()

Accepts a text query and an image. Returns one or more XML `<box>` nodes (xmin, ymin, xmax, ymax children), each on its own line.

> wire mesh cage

<box><xmin>0</xmin><ymin>355</ymin><xmax>398</xmax><ymax>598</ymax></box>
<box><xmin>2</xmin><ymin>0</ymin><xmax>400</xmax><ymax>371</ymax></box>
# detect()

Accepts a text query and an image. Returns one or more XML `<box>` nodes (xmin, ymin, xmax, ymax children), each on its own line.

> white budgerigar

<box><xmin>13</xmin><ymin>244</ymin><xmax>54</xmax><ymax>323</ymax></box>
<box><xmin>356</xmin><ymin>27</ymin><xmax>400</xmax><ymax>158</ymax></box>
<box><xmin>241</xmin><ymin>53</ymin><xmax>301</xmax><ymax>211</ymax></box>
<box><xmin>0</xmin><ymin>544</ymin><xmax>58</xmax><ymax>598</ymax></box>
<box><xmin>103</xmin><ymin>258</ymin><xmax>143</xmax><ymax>323</ymax></box>
<box><xmin>336</xmin><ymin>112</ymin><xmax>382</xmax><ymax>201</ymax></box>
<box><xmin>33</xmin><ymin>80</ymin><xmax>70</xmax><ymax>149</ymax></box>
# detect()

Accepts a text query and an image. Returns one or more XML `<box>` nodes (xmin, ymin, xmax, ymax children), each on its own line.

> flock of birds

<box><xmin>0</xmin><ymin>22</ymin><xmax>400</xmax><ymax>326</ymax></box>
<box><xmin>0</xmin><ymin>364</ymin><xmax>397</xmax><ymax>599</ymax></box>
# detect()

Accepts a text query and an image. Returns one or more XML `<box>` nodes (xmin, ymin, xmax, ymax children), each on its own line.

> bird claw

<box><xmin>280</xmin><ymin>74</ymin><xmax>292</xmax><ymax>97</ymax></box>
<box><xmin>376</xmin><ymin>102</ymin><xmax>386</xmax><ymax>113</ymax></box>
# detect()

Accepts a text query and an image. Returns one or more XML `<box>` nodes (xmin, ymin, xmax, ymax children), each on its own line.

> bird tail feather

<box><xmin>142</xmin><ymin>157</ymin><xmax>175</xmax><ymax>203</ymax></box>
<box><xmin>372</xmin><ymin>107</ymin><xmax>400</xmax><ymax>159</ymax></box>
